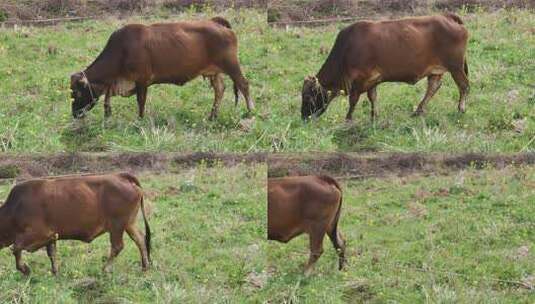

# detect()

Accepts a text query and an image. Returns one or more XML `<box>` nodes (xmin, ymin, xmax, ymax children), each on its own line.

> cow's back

<box><xmin>7</xmin><ymin>174</ymin><xmax>142</xmax><ymax>242</ymax></box>
<box><xmin>113</xmin><ymin>20</ymin><xmax>237</xmax><ymax>84</ymax></box>
<box><xmin>341</xmin><ymin>15</ymin><xmax>468</xmax><ymax>83</ymax></box>
<box><xmin>268</xmin><ymin>176</ymin><xmax>342</xmax><ymax>241</ymax></box>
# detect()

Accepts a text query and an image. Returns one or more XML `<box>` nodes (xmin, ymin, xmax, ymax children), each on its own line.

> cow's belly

<box><xmin>381</xmin><ymin>65</ymin><xmax>447</xmax><ymax>84</ymax></box>
<box><xmin>54</xmin><ymin>217</ymin><xmax>106</xmax><ymax>243</ymax></box>
<box><xmin>111</xmin><ymin>78</ymin><xmax>136</xmax><ymax>97</ymax></box>
<box><xmin>149</xmin><ymin>58</ymin><xmax>216</xmax><ymax>85</ymax></box>
<box><xmin>267</xmin><ymin>221</ymin><xmax>304</xmax><ymax>243</ymax></box>
<box><xmin>59</xmin><ymin>226</ymin><xmax>106</xmax><ymax>243</ymax></box>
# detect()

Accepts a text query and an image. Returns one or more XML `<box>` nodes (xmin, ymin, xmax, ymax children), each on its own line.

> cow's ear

<box><xmin>70</xmin><ymin>72</ymin><xmax>82</xmax><ymax>86</ymax></box>
<box><xmin>79</xmin><ymin>77</ymin><xmax>89</xmax><ymax>87</ymax></box>
<box><xmin>70</xmin><ymin>72</ymin><xmax>88</xmax><ymax>87</ymax></box>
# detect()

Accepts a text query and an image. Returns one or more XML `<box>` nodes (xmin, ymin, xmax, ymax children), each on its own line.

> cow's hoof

<box><xmin>103</xmin><ymin>265</ymin><xmax>112</xmax><ymax>273</ymax></box>
<box><xmin>18</xmin><ymin>265</ymin><xmax>31</xmax><ymax>276</ymax></box>
<box><xmin>303</xmin><ymin>268</ymin><xmax>313</xmax><ymax>277</ymax></box>
<box><xmin>412</xmin><ymin>110</ymin><xmax>424</xmax><ymax>117</ymax></box>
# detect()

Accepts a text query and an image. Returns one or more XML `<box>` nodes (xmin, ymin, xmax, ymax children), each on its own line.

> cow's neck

<box><xmin>316</xmin><ymin>56</ymin><xmax>350</xmax><ymax>94</ymax></box>
<box><xmin>84</xmin><ymin>65</ymin><xmax>109</xmax><ymax>85</ymax></box>
<box><xmin>83</xmin><ymin>51</ymin><xmax>121</xmax><ymax>95</ymax></box>
<box><xmin>82</xmin><ymin>67</ymin><xmax>109</xmax><ymax>98</ymax></box>
<box><xmin>0</xmin><ymin>205</ymin><xmax>14</xmax><ymax>248</ymax></box>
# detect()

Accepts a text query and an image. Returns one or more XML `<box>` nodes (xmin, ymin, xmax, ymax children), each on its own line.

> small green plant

<box><xmin>0</xmin><ymin>163</ymin><xmax>20</xmax><ymax>178</ymax></box>
<box><xmin>0</xmin><ymin>9</ymin><xmax>7</xmax><ymax>22</ymax></box>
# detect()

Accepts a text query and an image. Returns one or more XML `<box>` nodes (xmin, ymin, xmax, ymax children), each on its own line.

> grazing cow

<box><xmin>0</xmin><ymin>173</ymin><xmax>151</xmax><ymax>276</ymax></box>
<box><xmin>268</xmin><ymin>175</ymin><xmax>345</xmax><ymax>275</ymax></box>
<box><xmin>70</xmin><ymin>16</ymin><xmax>254</xmax><ymax>120</ymax></box>
<box><xmin>302</xmin><ymin>13</ymin><xmax>469</xmax><ymax>121</ymax></box>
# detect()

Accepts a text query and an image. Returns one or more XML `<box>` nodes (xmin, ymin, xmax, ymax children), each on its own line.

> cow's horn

<box><xmin>79</xmin><ymin>75</ymin><xmax>89</xmax><ymax>87</ymax></box>
<box><xmin>313</xmin><ymin>76</ymin><xmax>320</xmax><ymax>88</ymax></box>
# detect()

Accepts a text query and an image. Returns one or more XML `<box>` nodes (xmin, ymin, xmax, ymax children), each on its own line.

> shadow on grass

<box><xmin>71</xmin><ymin>277</ymin><xmax>107</xmax><ymax>304</ymax></box>
<box><xmin>60</xmin><ymin>121</ymin><xmax>109</xmax><ymax>152</ymax></box>
<box><xmin>332</xmin><ymin>123</ymin><xmax>380</xmax><ymax>152</ymax></box>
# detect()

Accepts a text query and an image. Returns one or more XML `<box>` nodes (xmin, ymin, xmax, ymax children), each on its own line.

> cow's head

<box><xmin>70</xmin><ymin>72</ymin><xmax>101</xmax><ymax>119</ymax></box>
<box><xmin>301</xmin><ymin>75</ymin><xmax>329</xmax><ymax>120</ymax></box>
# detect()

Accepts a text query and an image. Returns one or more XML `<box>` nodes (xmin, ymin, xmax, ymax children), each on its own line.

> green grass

<box><xmin>263</xmin><ymin>9</ymin><xmax>535</xmax><ymax>153</ymax></box>
<box><xmin>0</xmin><ymin>164</ymin><xmax>268</xmax><ymax>303</ymax></box>
<box><xmin>0</xmin><ymin>164</ymin><xmax>533</xmax><ymax>303</ymax></box>
<box><xmin>0</xmin><ymin>9</ymin><xmax>533</xmax><ymax>153</ymax></box>
<box><xmin>265</xmin><ymin>166</ymin><xmax>535</xmax><ymax>303</ymax></box>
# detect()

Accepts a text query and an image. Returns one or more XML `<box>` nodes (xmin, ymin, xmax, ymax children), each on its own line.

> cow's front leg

<box><xmin>46</xmin><ymin>242</ymin><xmax>58</xmax><ymax>275</ymax></box>
<box><xmin>136</xmin><ymin>85</ymin><xmax>148</xmax><ymax>118</ymax></box>
<box><xmin>12</xmin><ymin>246</ymin><xmax>30</xmax><ymax>276</ymax></box>
<box><xmin>104</xmin><ymin>88</ymin><xmax>112</xmax><ymax>118</ymax></box>
<box><xmin>208</xmin><ymin>74</ymin><xmax>225</xmax><ymax>121</ymax></box>
<box><xmin>346</xmin><ymin>89</ymin><xmax>361</xmax><ymax>121</ymax></box>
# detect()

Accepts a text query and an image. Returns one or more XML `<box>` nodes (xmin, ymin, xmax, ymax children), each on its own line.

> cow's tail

<box><xmin>140</xmin><ymin>195</ymin><xmax>152</xmax><ymax>263</ymax></box>
<box><xmin>319</xmin><ymin>175</ymin><xmax>343</xmax><ymax>240</ymax></box>
<box><xmin>464</xmin><ymin>59</ymin><xmax>469</xmax><ymax>76</ymax></box>
<box><xmin>119</xmin><ymin>172</ymin><xmax>151</xmax><ymax>262</ymax></box>
<box><xmin>211</xmin><ymin>16</ymin><xmax>232</xmax><ymax>29</ymax></box>
<box><xmin>444</xmin><ymin>13</ymin><xmax>464</xmax><ymax>25</ymax></box>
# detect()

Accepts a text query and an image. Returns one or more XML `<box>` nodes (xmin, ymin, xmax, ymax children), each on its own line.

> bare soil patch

<box><xmin>268</xmin><ymin>152</ymin><xmax>535</xmax><ymax>178</ymax></box>
<box><xmin>0</xmin><ymin>152</ymin><xmax>533</xmax><ymax>182</ymax></box>
<box><xmin>0</xmin><ymin>152</ymin><xmax>267</xmax><ymax>181</ymax></box>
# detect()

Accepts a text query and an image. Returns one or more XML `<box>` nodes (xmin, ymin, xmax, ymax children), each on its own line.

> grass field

<box><xmin>264</xmin><ymin>9</ymin><xmax>535</xmax><ymax>153</ymax></box>
<box><xmin>265</xmin><ymin>165</ymin><xmax>535</xmax><ymax>303</ymax></box>
<box><xmin>0</xmin><ymin>164</ymin><xmax>268</xmax><ymax>303</ymax></box>
<box><xmin>0</xmin><ymin>8</ymin><xmax>533</xmax><ymax>153</ymax></box>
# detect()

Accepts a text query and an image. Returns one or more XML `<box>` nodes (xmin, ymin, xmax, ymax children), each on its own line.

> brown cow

<box><xmin>0</xmin><ymin>173</ymin><xmax>151</xmax><ymax>276</ymax></box>
<box><xmin>70</xmin><ymin>16</ymin><xmax>254</xmax><ymax>120</ymax></box>
<box><xmin>268</xmin><ymin>175</ymin><xmax>345</xmax><ymax>275</ymax></box>
<box><xmin>301</xmin><ymin>13</ymin><xmax>469</xmax><ymax>121</ymax></box>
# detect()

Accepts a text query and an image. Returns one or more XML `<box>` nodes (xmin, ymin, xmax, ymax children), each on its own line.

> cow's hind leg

<box><xmin>126</xmin><ymin>225</ymin><xmax>149</xmax><ymax>271</ymax></box>
<box><xmin>46</xmin><ymin>242</ymin><xmax>58</xmax><ymax>275</ymax></box>
<box><xmin>103</xmin><ymin>229</ymin><xmax>125</xmax><ymax>273</ymax></box>
<box><xmin>304</xmin><ymin>227</ymin><xmax>326</xmax><ymax>276</ymax></box>
<box><xmin>327</xmin><ymin>224</ymin><xmax>346</xmax><ymax>270</ymax></box>
<box><xmin>208</xmin><ymin>74</ymin><xmax>226</xmax><ymax>121</ymax></box>
<box><xmin>413</xmin><ymin>74</ymin><xmax>443</xmax><ymax>116</ymax></box>
<box><xmin>367</xmin><ymin>86</ymin><xmax>378</xmax><ymax>123</ymax></box>
<box><xmin>221</xmin><ymin>59</ymin><xmax>255</xmax><ymax>114</ymax></box>
<box><xmin>136</xmin><ymin>85</ymin><xmax>148</xmax><ymax>118</ymax></box>
<box><xmin>450</xmin><ymin>68</ymin><xmax>469</xmax><ymax>113</ymax></box>
<box><xmin>346</xmin><ymin>89</ymin><xmax>361</xmax><ymax>121</ymax></box>
<box><xmin>104</xmin><ymin>88</ymin><xmax>112</xmax><ymax>118</ymax></box>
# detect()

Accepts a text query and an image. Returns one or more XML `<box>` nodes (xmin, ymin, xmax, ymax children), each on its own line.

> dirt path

<box><xmin>269</xmin><ymin>152</ymin><xmax>535</xmax><ymax>178</ymax></box>
<box><xmin>0</xmin><ymin>152</ymin><xmax>267</xmax><ymax>181</ymax></box>
<box><xmin>0</xmin><ymin>152</ymin><xmax>534</xmax><ymax>182</ymax></box>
